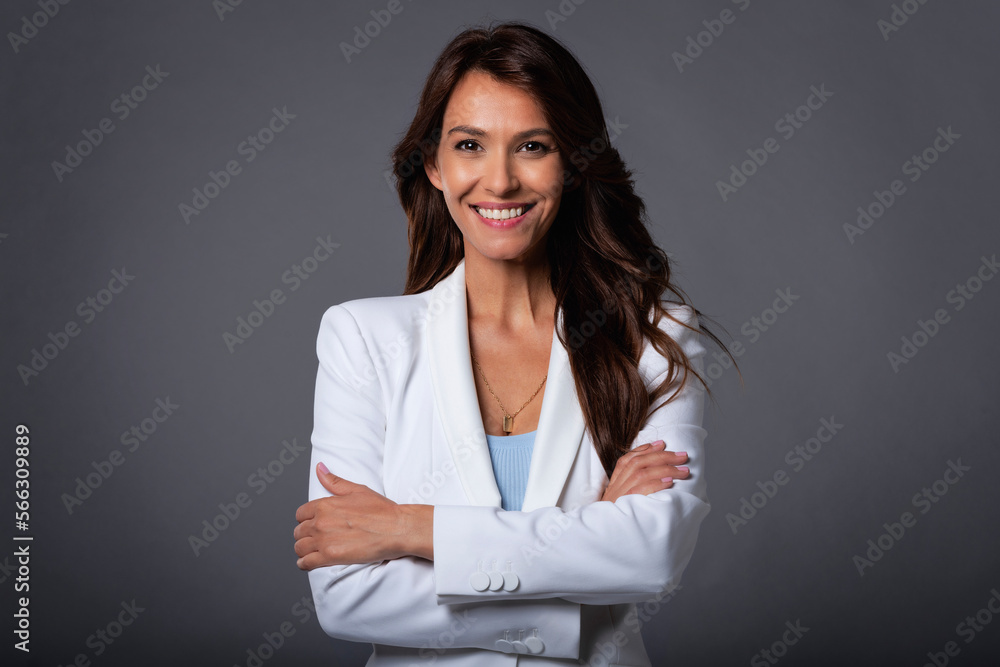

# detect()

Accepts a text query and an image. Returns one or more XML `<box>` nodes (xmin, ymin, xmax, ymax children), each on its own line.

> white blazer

<box><xmin>305</xmin><ymin>258</ymin><xmax>710</xmax><ymax>666</ymax></box>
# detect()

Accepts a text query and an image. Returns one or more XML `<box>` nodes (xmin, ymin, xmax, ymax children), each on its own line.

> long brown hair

<box><xmin>390</xmin><ymin>21</ymin><xmax>737</xmax><ymax>477</ymax></box>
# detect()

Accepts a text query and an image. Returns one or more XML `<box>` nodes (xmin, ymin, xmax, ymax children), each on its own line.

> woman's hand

<box><xmin>294</xmin><ymin>463</ymin><xmax>433</xmax><ymax>570</ymax></box>
<box><xmin>600</xmin><ymin>440</ymin><xmax>690</xmax><ymax>503</ymax></box>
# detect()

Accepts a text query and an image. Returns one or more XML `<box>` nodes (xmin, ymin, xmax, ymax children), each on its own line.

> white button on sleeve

<box><xmin>525</xmin><ymin>629</ymin><xmax>544</xmax><ymax>654</ymax></box>
<box><xmin>469</xmin><ymin>562</ymin><xmax>490</xmax><ymax>591</ymax></box>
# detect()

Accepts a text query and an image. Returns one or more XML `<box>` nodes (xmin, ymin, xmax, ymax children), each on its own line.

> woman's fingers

<box><xmin>293</xmin><ymin>535</ymin><xmax>316</xmax><ymax>558</ymax></box>
<box><xmin>621</xmin><ymin>442</ymin><xmax>687</xmax><ymax>465</ymax></box>
<box><xmin>292</xmin><ymin>481</ymin><xmax>411</xmax><ymax>569</ymax></box>
<box><xmin>636</xmin><ymin>479</ymin><xmax>674</xmax><ymax>495</ymax></box>
<box><xmin>615</xmin><ymin>449</ymin><xmax>689</xmax><ymax>479</ymax></box>
<box><xmin>646</xmin><ymin>462</ymin><xmax>690</xmax><ymax>480</ymax></box>
<box><xmin>602</xmin><ymin>442</ymin><xmax>694</xmax><ymax>502</ymax></box>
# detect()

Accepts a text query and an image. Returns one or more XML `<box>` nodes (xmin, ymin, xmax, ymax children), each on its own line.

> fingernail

<box><xmin>318</xmin><ymin>462</ymin><xmax>330</xmax><ymax>475</ymax></box>
<box><xmin>675</xmin><ymin>451</ymin><xmax>688</xmax><ymax>457</ymax></box>
<box><xmin>661</xmin><ymin>477</ymin><xmax>673</xmax><ymax>483</ymax></box>
<box><xmin>677</xmin><ymin>466</ymin><xmax>689</xmax><ymax>473</ymax></box>
<box><xmin>652</xmin><ymin>440</ymin><xmax>665</xmax><ymax>447</ymax></box>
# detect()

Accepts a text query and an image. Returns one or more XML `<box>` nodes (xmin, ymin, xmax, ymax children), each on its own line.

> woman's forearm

<box><xmin>398</xmin><ymin>503</ymin><xmax>434</xmax><ymax>561</ymax></box>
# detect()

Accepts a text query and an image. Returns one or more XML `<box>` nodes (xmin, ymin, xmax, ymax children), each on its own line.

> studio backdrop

<box><xmin>3</xmin><ymin>1</ymin><xmax>998</xmax><ymax>665</ymax></box>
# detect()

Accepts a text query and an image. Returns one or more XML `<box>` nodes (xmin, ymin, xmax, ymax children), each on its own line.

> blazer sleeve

<box><xmin>432</xmin><ymin>303</ymin><xmax>711</xmax><ymax>606</ymax></box>
<box><xmin>305</xmin><ymin>305</ymin><xmax>582</xmax><ymax>658</ymax></box>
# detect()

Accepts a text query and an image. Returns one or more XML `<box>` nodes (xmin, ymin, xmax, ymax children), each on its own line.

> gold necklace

<box><xmin>470</xmin><ymin>352</ymin><xmax>547</xmax><ymax>434</ymax></box>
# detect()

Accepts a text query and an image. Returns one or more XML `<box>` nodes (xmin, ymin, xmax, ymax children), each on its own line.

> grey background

<box><xmin>3</xmin><ymin>0</ymin><xmax>998</xmax><ymax>665</ymax></box>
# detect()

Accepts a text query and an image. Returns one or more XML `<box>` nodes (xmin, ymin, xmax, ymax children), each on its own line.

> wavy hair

<box><xmin>389</xmin><ymin>21</ymin><xmax>737</xmax><ymax>477</ymax></box>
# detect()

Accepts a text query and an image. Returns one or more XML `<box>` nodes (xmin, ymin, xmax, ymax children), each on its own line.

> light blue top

<box><xmin>485</xmin><ymin>429</ymin><xmax>537</xmax><ymax>511</ymax></box>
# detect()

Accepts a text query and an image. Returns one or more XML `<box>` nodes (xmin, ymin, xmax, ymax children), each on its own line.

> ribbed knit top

<box><xmin>485</xmin><ymin>429</ymin><xmax>537</xmax><ymax>511</ymax></box>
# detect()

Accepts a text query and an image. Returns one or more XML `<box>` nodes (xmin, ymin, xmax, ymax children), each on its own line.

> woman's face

<box><xmin>424</xmin><ymin>70</ymin><xmax>564</xmax><ymax>264</ymax></box>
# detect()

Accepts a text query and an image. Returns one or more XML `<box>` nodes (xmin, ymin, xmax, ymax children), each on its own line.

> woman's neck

<box><xmin>464</xmin><ymin>249</ymin><xmax>556</xmax><ymax>332</ymax></box>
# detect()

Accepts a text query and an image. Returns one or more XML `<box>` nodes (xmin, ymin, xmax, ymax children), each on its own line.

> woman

<box><xmin>293</xmin><ymin>21</ymin><xmax>731</xmax><ymax>666</ymax></box>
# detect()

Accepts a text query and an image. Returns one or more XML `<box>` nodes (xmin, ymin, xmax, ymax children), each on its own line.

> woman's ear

<box><xmin>423</xmin><ymin>148</ymin><xmax>444</xmax><ymax>192</ymax></box>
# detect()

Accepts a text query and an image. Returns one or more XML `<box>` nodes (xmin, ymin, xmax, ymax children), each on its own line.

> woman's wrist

<box><xmin>397</xmin><ymin>504</ymin><xmax>434</xmax><ymax>561</ymax></box>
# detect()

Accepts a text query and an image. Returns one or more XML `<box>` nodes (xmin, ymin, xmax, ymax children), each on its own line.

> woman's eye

<box><xmin>454</xmin><ymin>139</ymin><xmax>551</xmax><ymax>153</ymax></box>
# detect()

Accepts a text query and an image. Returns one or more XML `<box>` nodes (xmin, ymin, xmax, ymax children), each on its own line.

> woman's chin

<box><xmin>467</xmin><ymin>242</ymin><xmax>541</xmax><ymax>264</ymax></box>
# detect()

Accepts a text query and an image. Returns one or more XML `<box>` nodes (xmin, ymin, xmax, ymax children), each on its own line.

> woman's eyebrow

<box><xmin>446</xmin><ymin>125</ymin><xmax>555</xmax><ymax>141</ymax></box>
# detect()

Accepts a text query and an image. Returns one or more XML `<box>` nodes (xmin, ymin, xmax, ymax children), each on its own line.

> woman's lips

<box><xmin>470</xmin><ymin>203</ymin><xmax>534</xmax><ymax>227</ymax></box>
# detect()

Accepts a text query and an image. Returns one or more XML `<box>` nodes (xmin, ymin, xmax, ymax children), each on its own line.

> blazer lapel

<box><xmin>425</xmin><ymin>258</ymin><xmax>587</xmax><ymax>512</ymax></box>
<box><xmin>426</xmin><ymin>260</ymin><xmax>502</xmax><ymax>507</ymax></box>
<box><xmin>521</xmin><ymin>304</ymin><xmax>587</xmax><ymax>512</ymax></box>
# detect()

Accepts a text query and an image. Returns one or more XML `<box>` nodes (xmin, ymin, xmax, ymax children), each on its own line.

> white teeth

<box><xmin>475</xmin><ymin>206</ymin><xmax>525</xmax><ymax>220</ymax></box>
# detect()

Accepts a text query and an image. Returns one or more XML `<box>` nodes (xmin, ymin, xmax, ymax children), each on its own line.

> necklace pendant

<box><xmin>503</xmin><ymin>414</ymin><xmax>513</xmax><ymax>433</ymax></box>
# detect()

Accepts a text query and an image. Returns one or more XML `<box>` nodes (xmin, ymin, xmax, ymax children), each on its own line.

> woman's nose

<box><xmin>482</xmin><ymin>152</ymin><xmax>518</xmax><ymax>195</ymax></box>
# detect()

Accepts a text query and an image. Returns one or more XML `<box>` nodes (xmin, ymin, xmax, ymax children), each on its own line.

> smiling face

<box><xmin>424</xmin><ymin>69</ymin><xmax>564</xmax><ymax>264</ymax></box>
